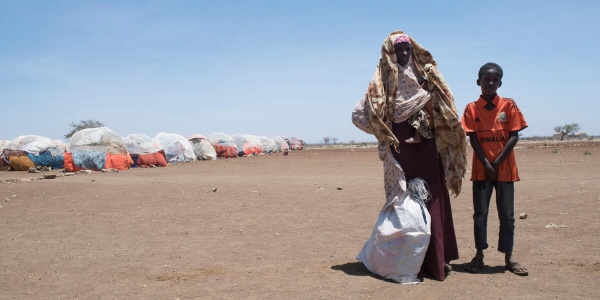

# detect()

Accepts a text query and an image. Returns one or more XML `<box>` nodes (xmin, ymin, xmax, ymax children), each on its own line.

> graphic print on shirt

<box><xmin>498</xmin><ymin>112</ymin><xmax>506</xmax><ymax>123</ymax></box>
<box><xmin>479</xmin><ymin>135</ymin><xmax>507</xmax><ymax>143</ymax></box>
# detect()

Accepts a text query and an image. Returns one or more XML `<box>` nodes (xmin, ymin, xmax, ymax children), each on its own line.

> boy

<box><xmin>461</xmin><ymin>62</ymin><xmax>529</xmax><ymax>276</ymax></box>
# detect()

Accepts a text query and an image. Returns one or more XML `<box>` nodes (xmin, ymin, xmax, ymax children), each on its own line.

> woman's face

<box><xmin>394</xmin><ymin>42</ymin><xmax>411</xmax><ymax>66</ymax></box>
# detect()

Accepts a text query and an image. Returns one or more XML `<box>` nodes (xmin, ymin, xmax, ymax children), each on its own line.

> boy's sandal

<box><xmin>506</xmin><ymin>262</ymin><xmax>529</xmax><ymax>276</ymax></box>
<box><xmin>464</xmin><ymin>257</ymin><xmax>483</xmax><ymax>273</ymax></box>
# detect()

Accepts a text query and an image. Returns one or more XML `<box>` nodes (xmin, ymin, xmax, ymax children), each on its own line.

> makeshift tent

<box><xmin>152</xmin><ymin>132</ymin><xmax>196</xmax><ymax>163</ymax></box>
<box><xmin>1</xmin><ymin>140</ymin><xmax>13</xmax><ymax>150</ymax></box>
<box><xmin>11</xmin><ymin>135</ymin><xmax>55</xmax><ymax>156</ymax></box>
<box><xmin>207</xmin><ymin>132</ymin><xmax>238</xmax><ymax>158</ymax></box>
<box><xmin>124</xmin><ymin>134</ymin><xmax>168</xmax><ymax>167</ymax></box>
<box><xmin>54</xmin><ymin>140</ymin><xmax>67</xmax><ymax>153</ymax></box>
<box><xmin>271</xmin><ymin>136</ymin><xmax>290</xmax><ymax>153</ymax></box>
<box><xmin>2</xmin><ymin>135</ymin><xmax>64</xmax><ymax>170</ymax></box>
<box><xmin>188</xmin><ymin>134</ymin><xmax>217</xmax><ymax>160</ymax></box>
<box><xmin>65</xmin><ymin>127</ymin><xmax>133</xmax><ymax>171</ymax></box>
<box><xmin>288</xmin><ymin>137</ymin><xmax>306</xmax><ymax>150</ymax></box>
<box><xmin>259</xmin><ymin>136</ymin><xmax>277</xmax><ymax>154</ymax></box>
<box><xmin>232</xmin><ymin>134</ymin><xmax>263</xmax><ymax>157</ymax></box>
<box><xmin>245</xmin><ymin>135</ymin><xmax>263</xmax><ymax>154</ymax></box>
<box><xmin>0</xmin><ymin>140</ymin><xmax>11</xmax><ymax>170</ymax></box>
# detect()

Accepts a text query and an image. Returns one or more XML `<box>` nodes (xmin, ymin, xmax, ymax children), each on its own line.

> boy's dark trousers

<box><xmin>472</xmin><ymin>181</ymin><xmax>515</xmax><ymax>254</ymax></box>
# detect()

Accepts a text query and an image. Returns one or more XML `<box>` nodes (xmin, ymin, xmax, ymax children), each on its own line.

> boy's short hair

<box><xmin>478</xmin><ymin>62</ymin><xmax>503</xmax><ymax>79</ymax></box>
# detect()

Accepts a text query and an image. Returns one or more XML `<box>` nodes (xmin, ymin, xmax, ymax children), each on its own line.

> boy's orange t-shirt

<box><xmin>461</xmin><ymin>95</ymin><xmax>528</xmax><ymax>182</ymax></box>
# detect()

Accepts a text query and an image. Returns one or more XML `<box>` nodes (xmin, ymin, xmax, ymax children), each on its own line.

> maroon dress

<box><xmin>391</xmin><ymin>121</ymin><xmax>459</xmax><ymax>281</ymax></box>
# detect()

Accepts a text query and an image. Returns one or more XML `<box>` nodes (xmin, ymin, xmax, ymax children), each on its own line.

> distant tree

<box><xmin>332</xmin><ymin>137</ymin><xmax>338</xmax><ymax>144</ymax></box>
<box><xmin>65</xmin><ymin>119</ymin><xmax>105</xmax><ymax>139</ymax></box>
<box><xmin>554</xmin><ymin>123</ymin><xmax>580</xmax><ymax>140</ymax></box>
<box><xmin>322</xmin><ymin>136</ymin><xmax>331</xmax><ymax>144</ymax></box>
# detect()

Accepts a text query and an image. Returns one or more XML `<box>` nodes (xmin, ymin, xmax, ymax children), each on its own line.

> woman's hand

<box><xmin>419</xmin><ymin>77</ymin><xmax>428</xmax><ymax>90</ymax></box>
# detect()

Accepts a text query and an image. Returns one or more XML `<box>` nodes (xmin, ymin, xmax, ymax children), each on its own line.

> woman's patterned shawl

<box><xmin>362</xmin><ymin>30</ymin><xmax>467</xmax><ymax>196</ymax></box>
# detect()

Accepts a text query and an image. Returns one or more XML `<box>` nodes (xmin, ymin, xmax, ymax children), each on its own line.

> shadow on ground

<box><xmin>332</xmin><ymin>261</ymin><xmax>509</xmax><ymax>283</ymax></box>
<box><xmin>451</xmin><ymin>262</ymin><xmax>508</xmax><ymax>275</ymax></box>
<box><xmin>330</xmin><ymin>262</ymin><xmax>372</xmax><ymax>277</ymax></box>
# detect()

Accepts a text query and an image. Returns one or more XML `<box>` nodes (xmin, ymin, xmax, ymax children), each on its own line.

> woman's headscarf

<box><xmin>364</xmin><ymin>30</ymin><xmax>467</xmax><ymax>196</ymax></box>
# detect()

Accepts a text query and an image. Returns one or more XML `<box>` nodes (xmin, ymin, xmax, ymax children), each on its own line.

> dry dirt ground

<box><xmin>1</xmin><ymin>141</ymin><xmax>599</xmax><ymax>299</ymax></box>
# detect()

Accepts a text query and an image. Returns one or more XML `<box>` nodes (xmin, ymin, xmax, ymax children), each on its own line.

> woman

<box><xmin>352</xmin><ymin>31</ymin><xmax>467</xmax><ymax>282</ymax></box>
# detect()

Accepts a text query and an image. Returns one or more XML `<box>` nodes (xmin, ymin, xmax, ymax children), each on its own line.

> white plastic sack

<box><xmin>356</xmin><ymin>153</ymin><xmax>431</xmax><ymax>284</ymax></box>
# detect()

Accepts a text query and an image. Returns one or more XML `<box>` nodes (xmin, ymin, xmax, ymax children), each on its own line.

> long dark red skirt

<box><xmin>391</xmin><ymin>121</ymin><xmax>459</xmax><ymax>281</ymax></box>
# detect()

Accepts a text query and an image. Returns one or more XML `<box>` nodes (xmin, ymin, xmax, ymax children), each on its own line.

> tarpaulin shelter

<box><xmin>271</xmin><ymin>136</ymin><xmax>290</xmax><ymax>153</ymax></box>
<box><xmin>124</xmin><ymin>133</ymin><xmax>168</xmax><ymax>167</ymax></box>
<box><xmin>1</xmin><ymin>135</ymin><xmax>64</xmax><ymax>171</ymax></box>
<box><xmin>288</xmin><ymin>137</ymin><xmax>306</xmax><ymax>150</ymax></box>
<box><xmin>152</xmin><ymin>132</ymin><xmax>196</xmax><ymax>163</ymax></box>
<box><xmin>232</xmin><ymin>133</ymin><xmax>263</xmax><ymax>157</ymax></box>
<box><xmin>0</xmin><ymin>140</ymin><xmax>10</xmax><ymax>149</ymax></box>
<box><xmin>259</xmin><ymin>136</ymin><xmax>277</xmax><ymax>154</ymax></box>
<box><xmin>207</xmin><ymin>132</ymin><xmax>238</xmax><ymax>158</ymax></box>
<box><xmin>0</xmin><ymin>140</ymin><xmax>10</xmax><ymax>170</ymax></box>
<box><xmin>64</xmin><ymin>127</ymin><xmax>133</xmax><ymax>171</ymax></box>
<box><xmin>54</xmin><ymin>140</ymin><xmax>67</xmax><ymax>153</ymax></box>
<box><xmin>188</xmin><ymin>134</ymin><xmax>217</xmax><ymax>160</ymax></box>
<box><xmin>244</xmin><ymin>135</ymin><xmax>263</xmax><ymax>154</ymax></box>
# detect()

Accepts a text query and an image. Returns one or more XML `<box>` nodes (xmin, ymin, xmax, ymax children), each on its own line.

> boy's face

<box><xmin>477</xmin><ymin>68</ymin><xmax>502</xmax><ymax>97</ymax></box>
<box><xmin>394</xmin><ymin>42</ymin><xmax>411</xmax><ymax>67</ymax></box>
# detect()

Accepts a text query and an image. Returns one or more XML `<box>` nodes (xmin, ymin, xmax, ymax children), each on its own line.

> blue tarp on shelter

<box><xmin>27</xmin><ymin>150</ymin><xmax>64</xmax><ymax>169</ymax></box>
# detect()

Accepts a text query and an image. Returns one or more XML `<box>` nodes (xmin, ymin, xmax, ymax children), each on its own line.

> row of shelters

<box><xmin>1</xmin><ymin>128</ymin><xmax>305</xmax><ymax>172</ymax></box>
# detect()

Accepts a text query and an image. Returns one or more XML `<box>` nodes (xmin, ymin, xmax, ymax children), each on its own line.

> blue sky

<box><xmin>1</xmin><ymin>0</ymin><xmax>598</xmax><ymax>143</ymax></box>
